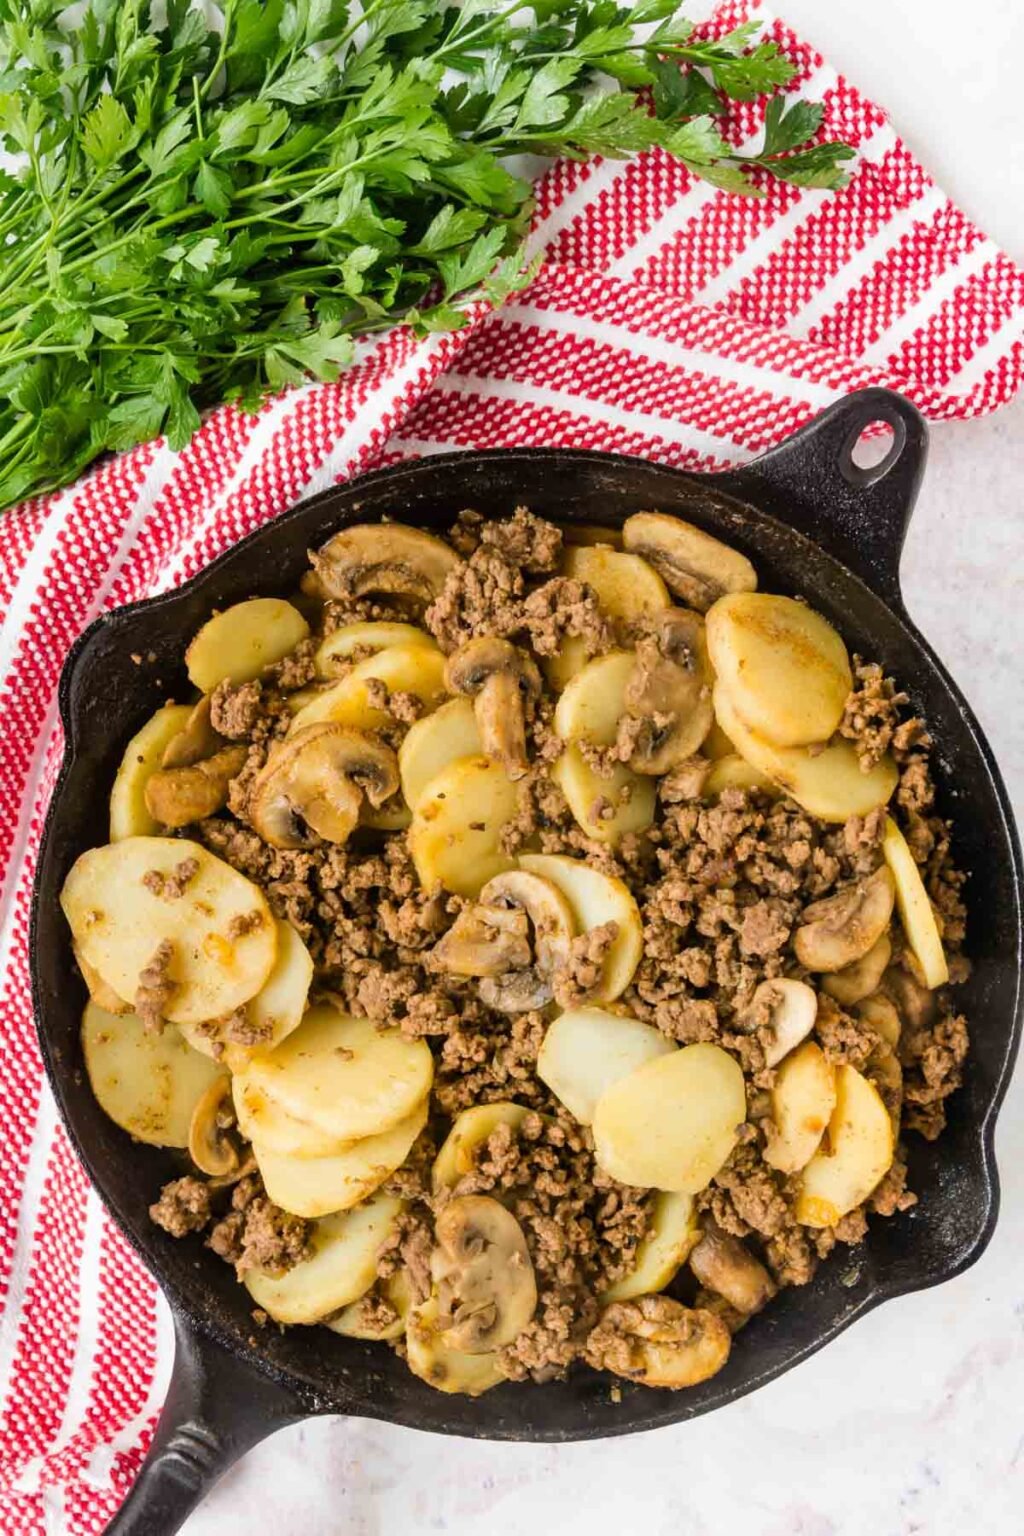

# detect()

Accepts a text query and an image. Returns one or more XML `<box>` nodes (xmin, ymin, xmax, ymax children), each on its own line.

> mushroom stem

<box><xmin>476</xmin><ymin>671</ymin><xmax>530</xmax><ymax>781</ymax></box>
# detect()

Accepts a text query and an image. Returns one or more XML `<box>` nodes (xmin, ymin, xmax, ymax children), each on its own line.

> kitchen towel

<box><xmin>1</xmin><ymin>3</ymin><xmax>1023</xmax><ymax>1531</ymax></box>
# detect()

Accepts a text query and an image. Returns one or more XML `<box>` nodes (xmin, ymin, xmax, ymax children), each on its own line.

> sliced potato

<box><xmin>109</xmin><ymin>704</ymin><xmax>193</xmax><ymax>841</ymax></box>
<box><xmin>704</xmin><ymin>754</ymin><xmax>776</xmax><ymax>800</ymax></box>
<box><xmin>406</xmin><ymin>1295</ymin><xmax>507</xmax><ymax>1397</ymax></box>
<box><xmin>714</xmin><ymin>684</ymin><xmax>898</xmax><ymax>823</ymax></box>
<box><xmin>74</xmin><ymin>943</ymin><xmax>131</xmax><ymax>1014</ymax></box>
<box><xmin>796</xmin><ymin>1065</ymin><xmax>895</xmax><ymax>1227</ymax></box>
<box><xmin>519</xmin><ymin>853</ymin><xmax>643</xmax><ymax>1001</ymax></box>
<box><xmin>601</xmin><ymin>1192</ymin><xmax>699</xmax><ymax>1303</ymax></box>
<box><xmin>537</xmin><ymin>1007</ymin><xmax>674</xmax><ymax>1125</ymax></box>
<box><xmin>706</xmin><ymin>592</ymin><xmax>852</xmax><ymax>747</ymax></box>
<box><xmin>622</xmin><ymin>511</ymin><xmax>757</xmax><ymax>612</ymax></box>
<box><xmin>315</xmin><ymin>621</ymin><xmax>433</xmax><ymax>679</ymax></box>
<box><xmin>588</xmin><ymin>1295</ymin><xmax>731</xmax><ymax>1388</ymax></box>
<box><xmin>432</xmin><ymin>1101</ymin><xmax>531</xmax><ymax>1194</ymax></box>
<box><xmin>186</xmin><ymin>598</ymin><xmax>309</xmax><ymax>693</ymax></box>
<box><xmin>554</xmin><ymin>650</ymin><xmax>636</xmax><ymax>747</ymax></box>
<box><xmin>240</xmin><ymin>1003</ymin><xmax>434</xmax><ymax>1144</ymax></box>
<box><xmin>325</xmin><ymin>1271</ymin><xmax>414</xmax><ymax>1341</ymax></box>
<box><xmin>556</xmin><ymin>522</ymin><xmax>622</xmax><ymax>549</ymax></box>
<box><xmin>882</xmin><ymin>816</ymin><xmax>949</xmax><ymax>988</ymax></box>
<box><xmin>546</xmin><ymin>547</ymin><xmax>669</xmax><ymax>691</ymax></box>
<box><xmin>551</xmin><ymin>747</ymin><xmax>656</xmax><ymax>846</ymax></box>
<box><xmin>763</xmin><ymin>1041</ymin><xmax>836</xmax><ymax>1174</ymax></box>
<box><xmin>289</xmin><ymin>641</ymin><xmax>446</xmax><ymax>735</ymax></box>
<box><xmin>254</xmin><ymin>1098</ymin><xmax>428</xmax><ymax>1218</ymax></box>
<box><xmin>82</xmin><ymin>1001</ymin><xmax>226</xmax><ymax>1147</ymax></box>
<box><xmin>233</xmin><ymin>1078</ymin><xmax>355</xmax><ymax>1160</ymax></box>
<box><xmin>399</xmin><ymin>697</ymin><xmax>482</xmax><ymax>812</ymax></box>
<box><xmin>244</xmin><ymin>1193</ymin><xmax>404</xmax><ymax>1324</ymax></box>
<box><xmin>409</xmin><ymin>754</ymin><xmax>517</xmax><ymax>897</ymax></box>
<box><xmin>702</xmin><ymin>719</ymin><xmax>736</xmax><ymax>762</ymax></box>
<box><xmin>62</xmin><ymin>837</ymin><xmax>277</xmax><ymax>1026</ymax></box>
<box><xmin>593</xmin><ymin>1043</ymin><xmax>746</xmax><ymax>1193</ymax></box>
<box><xmin>179</xmin><ymin>918</ymin><xmax>313</xmax><ymax>1068</ymax></box>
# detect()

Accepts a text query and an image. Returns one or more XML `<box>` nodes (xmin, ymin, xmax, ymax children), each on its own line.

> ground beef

<box><xmin>478</xmin><ymin>505</ymin><xmax>563</xmax><ymax>573</ymax></box>
<box><xmin>584</xmin><ymin>1295</ymin><xmax>727</xmax><ymax>1381</ymax></box>
<box><xmin>553</xmin><ymin>921</ymin><xmax>619</xmax><ymax>1009</ymax></box>
<box><xmin>900</xmin><ymin>1009</ymin><xmax>970</xmax><ymax>1139</ymax></box>
<box><xmin>266</xmin><ymin>637</ymin><xmax>318</xmax><ymax>693</ymax></box>
<box><xmin>210</xmin><ymin>679</ymin><xmax>264</xmax><ymax>739</ymax></box>
<box><xmin>149</xmin><ymin>1176</ymin><xmax>211</xmax><ymax>1237</ymax></box>
<box><xmin>142</xmin><ymin>857</ymin><xmax>199</xmax><ymax>900</ymax></box>
<box><xmin>207</xmin><ymin>1176</ymin><xmax>313</xmax><ymax>1277</ymax></box>
<box><xmin>520</xmin><ymin>578</ymin><xmax>612</xmax><ymax>658</ymax></box>
<box><xmin>815</xmin><ymin>994</ymin><xmax>879</xmax><ymax>1069</ymax></box>
<box><xmin>425</xmin><ymin>545</ymin><xmax>526</xmax><ymax>653</ymax></box>
<box><xmin>135</xmin><ymin>939</ymin><xmax>176</xmax><ymax>1033</ymax></box>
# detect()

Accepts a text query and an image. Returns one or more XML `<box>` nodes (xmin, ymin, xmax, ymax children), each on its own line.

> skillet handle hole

<box><xmin>840</xmin><ymin>415</ymin><xmax>907</xmax><ymax>488</ymax></box>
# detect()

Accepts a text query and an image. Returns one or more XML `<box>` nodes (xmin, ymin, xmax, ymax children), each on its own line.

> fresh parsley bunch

<box><xmin>0</xmin><ymin>0</ymin><xmax>854</xmax><ymax>510</ymax></box>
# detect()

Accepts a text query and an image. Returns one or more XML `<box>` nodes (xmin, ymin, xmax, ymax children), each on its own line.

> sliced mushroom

<box><xmin>623</xmin><ymin>610</ymin><xmax>714</xmax><ymax>774</ymax></box>
<box><xmin>822</xmin><ymin>931</ymin><xmax>893</xmax><ymax>1007</ymax></box>
<box><xmin>856</xmin><ymin>991</ymin><xmax>902</xmax><ymax>1048</ymax></box>
<box><xmin>477</xmin><ymin>870</ymin><xmax>576</xmax><ymax>1013</ymax></box>
<box><xmin>882</xmin><ymin>964</ymin><xmax>936</xmax><ymax>1030</ymax></box>
<box><xmin>432</xmin><ymin>903</ymin><xmax>532</xmax><ymax>979</ymax></box>
<box><xmin>161</xmin><ymin>696</ymin><xmax>225</xmax><ymax>769</ymax></box>
<box><xmin>742</xmin><ymin>977</ymin><xmax>818</xmax><ymax>1068</ymax></box>
<box><xmin>865</xmin><ymin>1042</ymin><xmax>903</xmax><ymax>1138</ymax></box>
<box><xmin>622</xmin><ymin>511</ymin><xmax>757</xmax><ymax>613</ymax></box>
<box><xmin>188</xmin><ymin>1074</ymin><xmax>253</xmax><ymax>1181</ymax></box>
<box><xmin>431</xmin><ymin>1195</ymin><xmax>537</xmax><ymax>1354</ymax></box>
<box><xmin>445</xmin><ymin>638</ymin><xmax>541</xmax><ymax>781</ymax></box>
<box><xmin>144</xmin><ymin>745</ymin><xmax>248</xmax><ymax>828</ymax></box>
<box><xmin>249</xmin><ymin>723</ymin><xmax>399</xmax><ymax>850</ymax></box>
<box><xmin>793</xmin><ymin>866</ymin><xmax>896</xmax><ymax>972</ymax></box>
<box><xmin>688</xmin><ymin>1224</ymin><xmax>776</xmax><ymax>1315</ymax></box>
<box><xmin>309</xmin><ymin>523</ymin><xmax>459</xmax><ymax>604</ymax></box>
<box><xmin>585</xmin><ymin>1294</ymin><xmax>731</xmax><ymax>1389</ymax></box>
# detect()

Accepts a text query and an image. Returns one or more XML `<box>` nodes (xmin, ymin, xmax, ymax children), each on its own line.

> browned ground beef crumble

<box><xmin>148</xmin><ymin>508</ymin><xmax>971</xmax><ymax>1383</ymax></box>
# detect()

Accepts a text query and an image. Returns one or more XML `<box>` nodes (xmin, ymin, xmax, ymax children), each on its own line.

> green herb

<box><xmin>0</xmin><ymin>1</ymin><xmax>854</xmax><ymax>510</ymax></box>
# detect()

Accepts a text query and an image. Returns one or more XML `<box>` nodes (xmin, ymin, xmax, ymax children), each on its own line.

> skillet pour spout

<box><xmin>30</xmin><ymin>388</ymin><xmax>1023</xmax><ymax>1536</ymax></box>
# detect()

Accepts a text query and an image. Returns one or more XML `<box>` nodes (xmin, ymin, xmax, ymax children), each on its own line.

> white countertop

<box><xmin>183</xmin><ymin>7</ymin><xmax>1024</xmax><ymax>1532</ymax></box>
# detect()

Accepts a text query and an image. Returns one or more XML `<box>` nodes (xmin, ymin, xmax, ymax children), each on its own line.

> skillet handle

<box><xmin>715</xmin><ymin>387</ymin><xmax>928</xmax><ymax>606</ymax></box>
<box><xmin>106</xmin><ymin>1316</ymin><xmax>308</xmax><ymax>1536</ymax></box>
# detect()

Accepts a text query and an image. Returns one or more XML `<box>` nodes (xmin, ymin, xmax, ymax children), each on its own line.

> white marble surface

<box><xmin>182</xmin><ymin>8</ymin><xmax>1024</xmax><ymax>1532</ymax></box>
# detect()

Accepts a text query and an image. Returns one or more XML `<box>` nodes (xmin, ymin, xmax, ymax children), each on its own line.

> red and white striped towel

<box><xmin>1</xmin><ymin>4</ymin><xmax>1022</xmax><ymax>1531</ymax></box>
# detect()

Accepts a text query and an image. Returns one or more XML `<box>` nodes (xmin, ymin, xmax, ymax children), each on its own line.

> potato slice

<box><xmin>702</xmin><ymin>719</ymin><xmax>736</xmax><ymax>762</ymax></box>
<box><xmin>519</xmin><ymin>853</ymin><xmax>643</xmax><ymax>1001</ymax></box>
<box><xmin>588</xmin><ymin>1295</ymin><xmax>731</xmax><ymax>1388</ymax></box>
<box><xmin>289</xmin><ymin>642</ymin><xmax>446</xmax><ymax>735</ymax></box>
<box><xmin>622</xmin><ymin>511</ymin><xmax>757</xmax><ymax>612</ymax></box>
<box><xmin>553</xmin><ymin>650</ymin><xmax>636</xmax><ymax>747</ymax></box>
<box><xmin>74</xmin><ymin>943</ymin><xmax>131</xmax><ymax>1014</ymax></box>
<box><xmin>537</xmin><ymin>1007</ymin><xmax>674</xmax><ymax>1125</ymax></box>
<box><xmin>179</xmin><ymin>918</ymin><xmax>313</xmax><ymax>1068</ymax></box>
<box><xmin>253</xmin><ymin>1098</ymin><xmax>428</xmax><ymax>1218</ymax></box>
<box><xmin>186</xmin><ymin>598</ymin><xmax>309</xmax><ymax>693</ymax></box>
<box><xmin>82</xmin><ymin>1002</ymin><xmax>226</xmax><ymax>1147</ymax></box>
<box><xmin>704</xmin><ymin>754</ymin><xmax>777</xmax><ymax>799</ymax></box>
<box><xmin>109</xmin><ymin>704</ymin><xmax>193</xmax><ymax>841</ymax></box>
<box><xmin>244</xmin><ymin>1193</ymin><xmax>404</xmax><ymax>1325</ymax></box>
<box><xmin>240</xmin><ymin>1003</ymin><xmax>433</xmax><ymax>1144</ymax></box>
<box><xmin>409</xmin><ymin>754</ymin><xmax>517</xmax><ymax>897</ymax></box>
<box><xmin>763</xmin><ymin>1041</ymin><xmax>836</xmax><ymax>1174</ymax></box>
<box><xmin>556</xmin><ymin>522</ymin><xmax>622</xmax><ymax>549</ymax></box>
<box><xmin>315</xmin><ymin>621</ymin><xmax>433</xmax><ymax>679</ymax></box>
<box><xmin>593</xmin><ymin>1043</ymin><xmax>746</xmax><ymax>1193</ymax></box>
<box><xmin>550</xmin><ymin>748</ymin><xmax>656</xmax><ymax>846</ymax></box>
<box><xmin>433</xmin><ymin>1102</ymin><xmax>531</xmax><ymax>1194</ymax></box>
<box><xmin>545</xmin><ymin>547</ymin><xmax>669</xmax><ymax>690</ymax></box>
<box><xmin>601</xmin><ymin>1193</ymin><xmax>699</xmax><ymax>1303</ymax></box>
<box><xmin>406</xmin><ymin>1295</ymin><xmax>507</xmax><ymax>1397</ymax></box>
<box><xmin>399</xmin><ymin>697</ymin><xmax>482</xmax><ymax>812</ymax></box>
<box><xmin>706</xmin><ymin>592</ymin><xmax>852</xmax><ymax>747</ymax></box>
<box><xmin>325</xmin><ymin>1271</ymin><xmax>414</xmax><ymax>1341</ymax></box>
<box><xmin>233</xmin><ymin>1079</ymin><xmax>355</xmax><ymax>1160</ymax></box>
<box><xmin>882</xmin><ymin>816</ymin><xmax>949</xmax><ymax>988</ymax></box>
<box><xmin>714</xmin><ymin>684</ymin><xmax>897</xmax><ymax>823</ymax></box>
<box><xmin>796</xmin><ymin>1065</ymin><xmax>895</xmax><ymax>1227</ymax></box>
<box><xmin>62</xmin><ymin>837</ymin><xmax>277</xmax><ymax>1025</ymax></box>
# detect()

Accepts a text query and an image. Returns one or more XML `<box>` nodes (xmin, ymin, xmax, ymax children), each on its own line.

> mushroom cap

<box><xmin>445</xmin><ymin>639</ymin><xmax>541</xmax><ymax>782</ymax></box>
<box><xmin>476</xmin><ymin>869</ymin><xmax>577</xmax><ymax>1013</ymax></box>
<box><xmin>432</xmin><ymin>1194</ymin><xmax>537</xmax><ymax>1354</ymax></box>
<box><xmin>688</xmin><ymin>1224</ymin><xmax>776</xmax><ymax>1314</ymax></box>
<box><xmin>144</xmin><ymin>744</ymin><xmax>248</xmax><ymax>829</ymax></box>
<box><xmin>432</xmin><ymin>903</ymin><xmax>532</xmax><ymax>979</ymax></box>
<box><xmin>188</xmin><ymin>1074</ymin><xmax>244</xmax><ymax>1179</ymax></box>
<box><xmin>444</xmin><ymin>637</ymin><xmax>542</xmax><ymax>699</ymax></box>
<box><xmin>310</xmin><ymin>523</ymin><xmax>459</xmax><ymax>604</ymax></box>
<box><xmin>249</xmin><ymin>723</ymin><xmax>399</xmax><ymax>850</ymax></box>
<box><xmin>624</xmin><ymin>609</ymin><xmax>713</xmax><ymax>774</ymax></box>
<box><xmin>794</xmin><ymin>865</ymin><xmax>896</xmax><ymax>972</ymax></box>
<box><xmin>743</xmin><ymin>977</ymin><xmax>818</xmax><ymax>1068</ymax></box>
<box><xmin>622</xmin><ymin>511</ymin><xmax>757</xmax><ymax>612</ymax></box>
<box><xmin>161</xmin><ymin>695</ymin><xmax>226</xmax><ymax>770</ymax></box>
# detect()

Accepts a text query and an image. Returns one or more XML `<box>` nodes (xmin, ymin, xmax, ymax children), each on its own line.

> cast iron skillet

<box><xmin>30</xmin><ymin>388</ymin><xmax>1023</xmax><ymax>1534</ymax></box>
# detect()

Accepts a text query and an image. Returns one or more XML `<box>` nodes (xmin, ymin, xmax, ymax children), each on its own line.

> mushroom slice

<box><xmin>144</xmin><ymin>745</ymin><xmax>248</xmax><ymax>829</ymax></box>
<box><xmin>432</xmin><ymin>903</ymin><xmax>532</xmax><ymax>980</ymax></box>
<box><xmin>188</xmin><ymin>1074</ymin><xmax>248</xmax><ymax>1180</ymax></box>
<box><xmin>822</xmin><ymin>932</ymin><xmax>893</xmax><ymax>1007</ymax></box>
<box><xmin>431</xmin><ymin>1195</ymin><xmax>537</xmax><ymax>1354</ymax></box>
<box><xmin>519</xmin><ymin>854</ymin><xmax>643</xmax><ymax>1003</ymax></box>
<box><xmin>186</xmin><ymin>599</ymin><xmax>310</xmax><ymax>693</ymax></box>
<box><xmin>160</xmin><ymin>696</ymin><xmax>226</xmax><ymax>769</ymax></box>
<box><xmin>445</xmin><ymin>638</ymin><xmax>541</xmax><ymax>782</ymax></box>
<box><xmin>794</xmin><ymin>866</ymin><xmax>895</xmax><ymax>972</ymax></box>
<box><xmin>310</xmin><ymin>523</ymin><xmax>459</xmax><ymax>604</ymax></box>
<box><xmin>585</xmin><ymin>1295</ymin><xmax>731</xmax><ymax>1389</ymax></box>
<box><xmin>743</xmin><ymin>978</ymin><xmax>818</xmax><ymax>1068</ymax></box>
<box><xmin>688</xmin><ymin>1225</ymin><xmax>775</xmax><ymax>1315</ymax></box>
<box><xmin>109</xmin><ymin>703</ymin><xmax>193</xmax><ymax>841</ymax></box>
<box><xmin>406</xmin><ymin>1295</ymin><xmax>508</xmax><ymax>1397</ymax></box>
<box><xmin>856</xmin><ymin>991</ymin><xmax>901</xmax><ymax>1048</ymax></box>
<box><xmin>249</xmin><ymin>724</ymin><xmax>399</xmax><ymax>850</ymax></box>
<box><xmin>475</xmin><ymin>870</ymin><xmax>576</xmax><ymax>1014</ymax></box>
<box><xmin>624</xmin><ymin>610</ymin><xmax>714</xmax><ymax>774</ymax></box>
<box><xmin>622</xmin><ymin>511</ymin><xmax>757</xmax><ymax>612</ymax></box>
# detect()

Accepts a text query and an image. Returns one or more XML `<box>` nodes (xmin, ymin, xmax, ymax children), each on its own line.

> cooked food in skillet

<box><xmin>62</xmin><ymin>506</ymin><xmax>969</xmax><ymax>1397</ymax></box>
